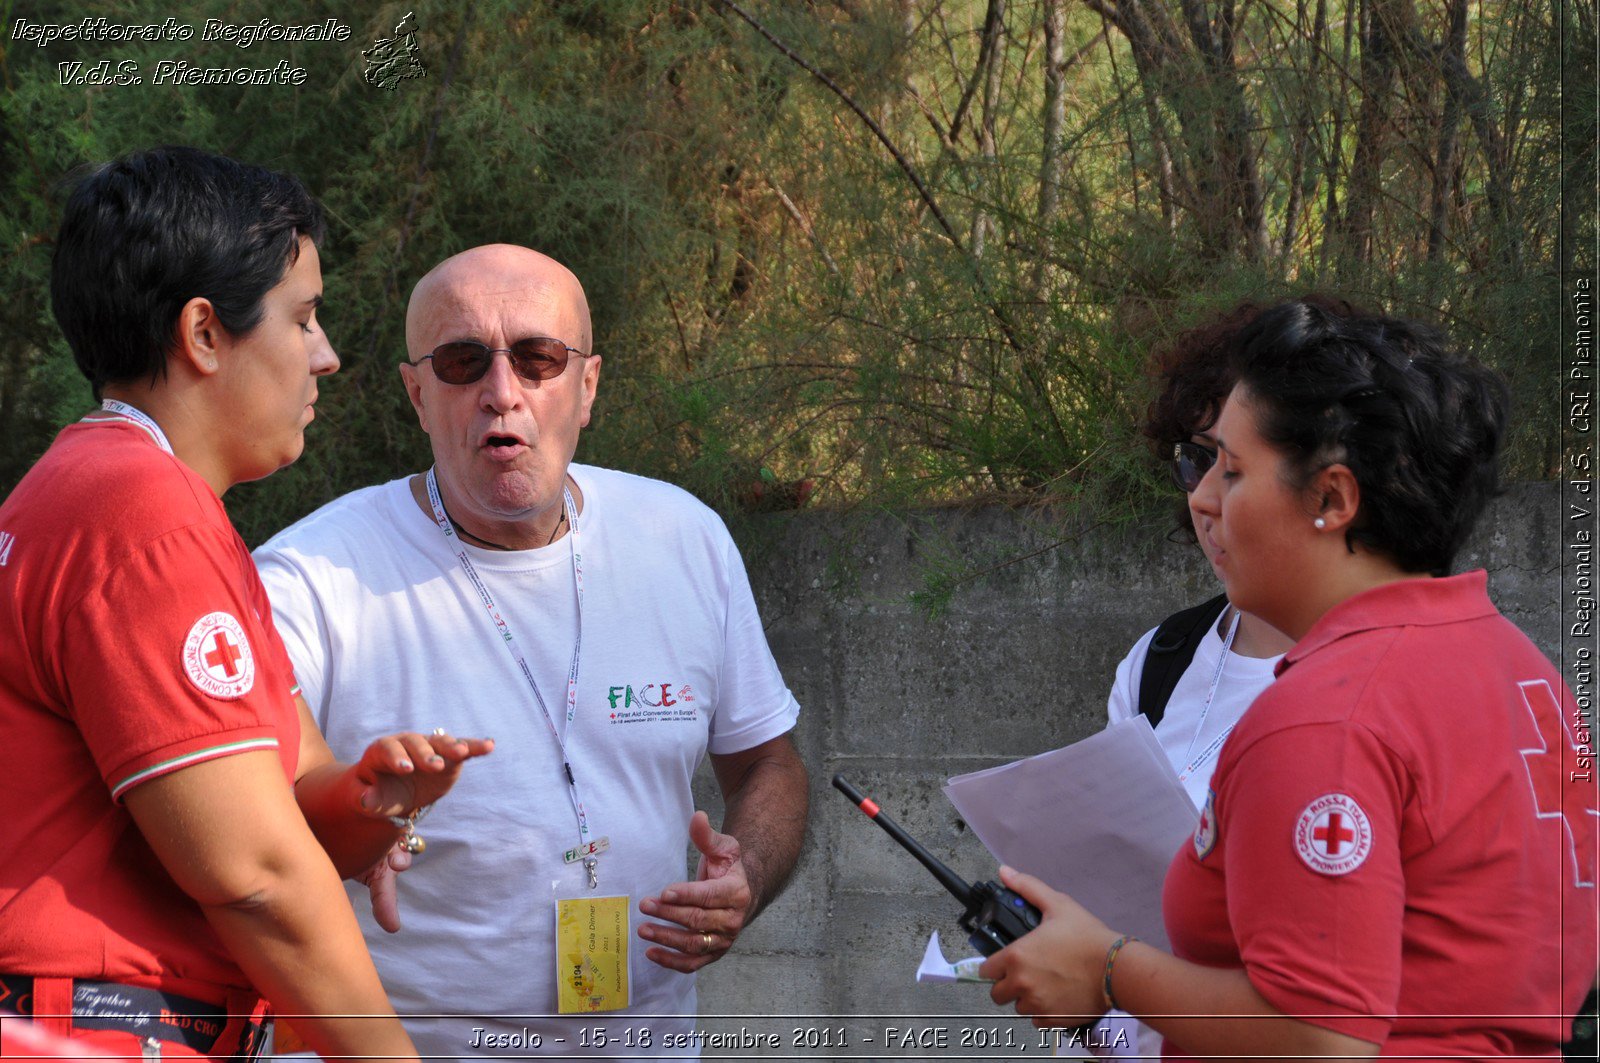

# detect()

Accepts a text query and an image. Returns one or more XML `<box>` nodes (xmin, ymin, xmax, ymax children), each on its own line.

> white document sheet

<box><xmin>942</xmin><ymin>715</ymin><xmax>1198</xmax><ymax>952</ymax></box>
<box><xmin>914</xmin><ymin>931</ymin><xmax>990</xmax><ymax>983</ymax></box>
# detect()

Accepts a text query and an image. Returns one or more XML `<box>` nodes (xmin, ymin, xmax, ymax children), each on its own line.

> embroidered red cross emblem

<box><xmin>204</xmin><ymin>631</ymin><xmax>244</xmax><ymax>677</ymax></box>
<box><xmin>1194</xmin><ymin>791</ymin><xmax>1220</xmax><ymax>857</ymax></box>
<box><xmin>1518</xmin><ymin>680</ymin><xmax>1597</xmax><ymax>888</ymax></box>
<box><xmin>1314</xmin><ymin>812</ymin><xmax>1356</xmax><ymax>855</ymax></box>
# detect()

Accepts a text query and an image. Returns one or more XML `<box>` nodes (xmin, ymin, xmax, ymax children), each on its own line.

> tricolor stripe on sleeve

<box><xmin>110</xmin><ymin>737</ymin><xmax>281</xmax><ymax>801</ymax></box>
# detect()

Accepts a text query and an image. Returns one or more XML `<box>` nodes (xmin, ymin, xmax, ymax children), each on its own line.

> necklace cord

<box><xmin>436</xmin><ymin>492</ymin><xmax>566</xmax><ymax>551</ymax></box>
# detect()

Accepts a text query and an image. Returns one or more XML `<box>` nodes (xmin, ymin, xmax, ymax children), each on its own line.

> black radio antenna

<box><xmin>832</xmin><ymin>774</ymin><xmax>978</xmax><ymax>908</ymax></box>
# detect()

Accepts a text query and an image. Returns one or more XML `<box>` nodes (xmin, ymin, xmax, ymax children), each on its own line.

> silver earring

<box><xmin>1314</xmin><ymin>517</ymin><xmax>1327</xmax><ymax>529</ymax></box>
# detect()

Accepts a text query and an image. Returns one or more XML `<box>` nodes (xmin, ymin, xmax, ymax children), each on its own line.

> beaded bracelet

<box><xmin>1101</xmin><ymin>933</ymin><xmax>1139</xmax><ymax>1011</ymax></box>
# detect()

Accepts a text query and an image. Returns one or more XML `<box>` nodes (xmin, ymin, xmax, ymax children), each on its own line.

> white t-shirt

<box><xmin>1092</xmin><ymin>607</ymin><xmax>1281</xmax><ymax>1060</ymax></box>
<box><xmin>255</xmin><ymin>465</ymin><xmax>800</xmax><ymax>1060</ymax></box>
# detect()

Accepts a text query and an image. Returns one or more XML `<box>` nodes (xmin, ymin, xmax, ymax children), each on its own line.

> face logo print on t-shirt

<box><xmin>1194</xmin><ymin>788</ymin><xmax>1219</xmax><ymax>860</ymax></box>
<box><xmin>182</xmin><ymin>611</ymin><xmax>256</xmax><ymax>700</ymax></box>
<box><xmin>605</xmin><ymin>681</ymin><xmax>698</xmax><ymax>725</ymax></box>
<box><xmin>1293</xmin><ymin>792</ymin><xmax>1373</xmax><ymax>875</ymax></box>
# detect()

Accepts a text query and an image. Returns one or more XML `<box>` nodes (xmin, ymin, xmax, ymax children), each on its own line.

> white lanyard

<box><xmin>93</xmin><ymin>400</ymin><xmax>174</xmax><ymax>455</ymax></box>
<box><xmin>1176</xmin><ymin>607</ymin><xmax>1240</xmax><ymax>784</ymax></box>
<box><xmin>424</xmin><ymin>467</ymin><xmax>604</xmax><ymax>885</ymax></box>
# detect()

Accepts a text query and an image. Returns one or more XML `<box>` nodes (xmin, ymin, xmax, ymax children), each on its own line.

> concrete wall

<box><xmin>688</xmin><ymin>482</ymin><xmax>1560</xmax><ymax>1049</ymax></box>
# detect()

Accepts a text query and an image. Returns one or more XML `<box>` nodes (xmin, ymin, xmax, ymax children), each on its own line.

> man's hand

<box><xmin>356</xmin><ymin>842</ymin><xmax>414</xmax><ymax>933</ymax></box>
<box><xmin>637</xmin><ymin>811</ymin><xmax>753</xmax><ymax>972</ymax></box>
<box><xmin>979</xmin><ymin>866</ymin><xmax>1119</xmax><ymax>1028</ymax></box>
<box><xmin>635</xmin><ymin>733</ymin><xmax>808</xmax><ymax>973</ymax></box>
<box><xmin>350</xmin><ymin>730</ymin><xmax>494</xmax><ymax>820</ymax></box>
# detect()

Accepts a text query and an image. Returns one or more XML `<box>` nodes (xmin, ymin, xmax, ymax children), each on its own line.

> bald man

<box><xmin>255</xmin><ymin>245</ymin><xmax>808</xmax><ymax>1058</ymax></box>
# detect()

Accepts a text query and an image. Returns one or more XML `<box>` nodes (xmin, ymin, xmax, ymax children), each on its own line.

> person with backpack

<box><xmin>1093</xmin><ymin>302</ymin><xmax>1296</xmax><ymax>1057</ymax></box>
<box><xmin>1108</xmin><ymin>302</ymin><xmax>1301</xmax><ymax>809</ymax></box>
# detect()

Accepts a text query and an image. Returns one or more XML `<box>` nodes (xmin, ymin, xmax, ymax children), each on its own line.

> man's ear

<box><xmin>174</xmin><ymin>297</ymin><xmax>224</xmax><ymax>377</ymax></box>
<box><xmin>1311</xmin><ymin>463</ymin><xmax>1361</xmax><ymax>532</ymax></box>
<box><xmin>399</xmin><ymin>361</ymin><xmax>431</xmax><ymax>434</ymax></box>
<box><xmin>578</xmin><ymin>354</ymin><xmax>602</xmax><ymax>429</ymax></box>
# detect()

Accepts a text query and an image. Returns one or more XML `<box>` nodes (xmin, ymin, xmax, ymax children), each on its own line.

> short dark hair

<box><xmin>1143</xmin><ymin>301</ymin><xmax>1264</xmax><ymax>457</ymax></box>
<box><xmin>50</xmin><ymin>146</ymin><xmax>325</xmax><ymax>397</ymax></box>
<box><xmin>1143</xmin><ymin>295</ymin><xmax>1359</xmax><ymax>538</ymax></box>
<box><xmin>1232</xmin><ymin>299</ymin><xmax>1511</xmax><ymax>575</ymax></box>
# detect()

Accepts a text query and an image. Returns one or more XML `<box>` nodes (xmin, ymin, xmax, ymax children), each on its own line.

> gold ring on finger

<box><xmin>702</xmin><ymin>933</ymin><xmax>713</xmax><ymax>953</ymax></box>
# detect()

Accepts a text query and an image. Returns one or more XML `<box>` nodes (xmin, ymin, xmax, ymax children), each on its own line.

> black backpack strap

<box><xmin>1137</xmin><ymin>593</ymin><xmax>1230</xmax><ymax>728</ymax></box>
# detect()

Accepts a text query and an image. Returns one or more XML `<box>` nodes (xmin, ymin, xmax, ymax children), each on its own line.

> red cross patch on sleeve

<box><xmin>1293</xmin><ymin>792</ymin><xmax>1373</xmax><ymax>875</ymax></box>
<box><xmin>1194</xmin><ymin>788</ymin><xmax>1219</xmax><ymax>860</ymax></box>
<box><xmin>182</xmin><ymin>611</ymin><xmax>256</xmax><ymax>700</ymax></box>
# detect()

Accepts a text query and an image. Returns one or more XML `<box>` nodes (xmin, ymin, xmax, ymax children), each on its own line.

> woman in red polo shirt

<box><xmin>983</xmin><ymin>299</ymin><xmax>1595</xmax><ymax>1057</ymax></box>
<box><xmin>0</xmin><ymin>148</ymin><xmax>488</xmax><ymax>1060</ymax></box>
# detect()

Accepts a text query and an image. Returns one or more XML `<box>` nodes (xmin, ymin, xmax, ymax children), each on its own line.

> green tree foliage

<box><xmin>0</xmin><ymin>0</ymin><xmax>1579</xmax><ymax>546</ymax></box>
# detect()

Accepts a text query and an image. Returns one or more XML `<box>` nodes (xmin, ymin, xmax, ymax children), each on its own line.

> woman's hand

<box><xmin>350</xmin><ymin>729</ymin><xmax>494</xmax><ymax>819</ymax></box>
<box><xmin>356</xmin><ymin>842</ymin><xmax>414</xmax><ymax>933</ymax></box>
<box><xmin>293</xmin><ymin>719</ymin><xmax>493</xmax><ymax>880</ymax></box>
<box><xmin>979</xmin><ymin>866</ymin><xmax>1122</xmax><ymax>1027</ymax></box>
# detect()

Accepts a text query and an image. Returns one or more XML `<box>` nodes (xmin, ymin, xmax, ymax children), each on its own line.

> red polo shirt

<box><xmin>0</xmin><ymin>418</ymin><xmax>300</xmax><ymax>1003</ymax></box>
<box><xmin>1164</xmin><ymin>572</ymin><xmax>1596</xmax><ymax>1057</ymax></box>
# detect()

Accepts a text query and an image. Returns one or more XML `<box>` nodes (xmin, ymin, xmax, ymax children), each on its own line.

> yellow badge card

<box><xmin>555</xmin><ymin>894</ymin><xmax>630</xmax><ymax>1013</ymax></box>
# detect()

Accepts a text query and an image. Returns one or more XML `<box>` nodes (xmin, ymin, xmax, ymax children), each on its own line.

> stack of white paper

<box><xmin>942</xmin><ymin>715</ymin><xmax>1198</xmax><ymax>951</ymax></box>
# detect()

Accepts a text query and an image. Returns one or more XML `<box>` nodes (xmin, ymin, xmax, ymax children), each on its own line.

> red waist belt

<box><xmin>0</xmin><ymin>974</ymin><xmax>268</xmax><ymax>1060</ymax></box>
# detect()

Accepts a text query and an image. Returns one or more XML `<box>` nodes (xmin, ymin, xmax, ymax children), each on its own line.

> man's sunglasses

<box><xmin>1171</xmin><ymin>441</ymin><xmax>1218</xmax><ymax>493</ymax></box>
<box><xmin>409</xmin><ymin>338</ymin><xmax>588</xmax><ymax>385</ymax></box>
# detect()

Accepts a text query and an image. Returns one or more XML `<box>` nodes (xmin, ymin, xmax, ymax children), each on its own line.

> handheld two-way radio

<box><xmin>832</xmin><ymin>773</ymin><xmax>1040</xmax><ymax>956</ymax></box>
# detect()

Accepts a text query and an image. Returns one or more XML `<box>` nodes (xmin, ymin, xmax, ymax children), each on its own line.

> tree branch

<box><xmin>710</xmin><ymin>0</ymin><xmax>965</xmax><ymax>251</ymax></box>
